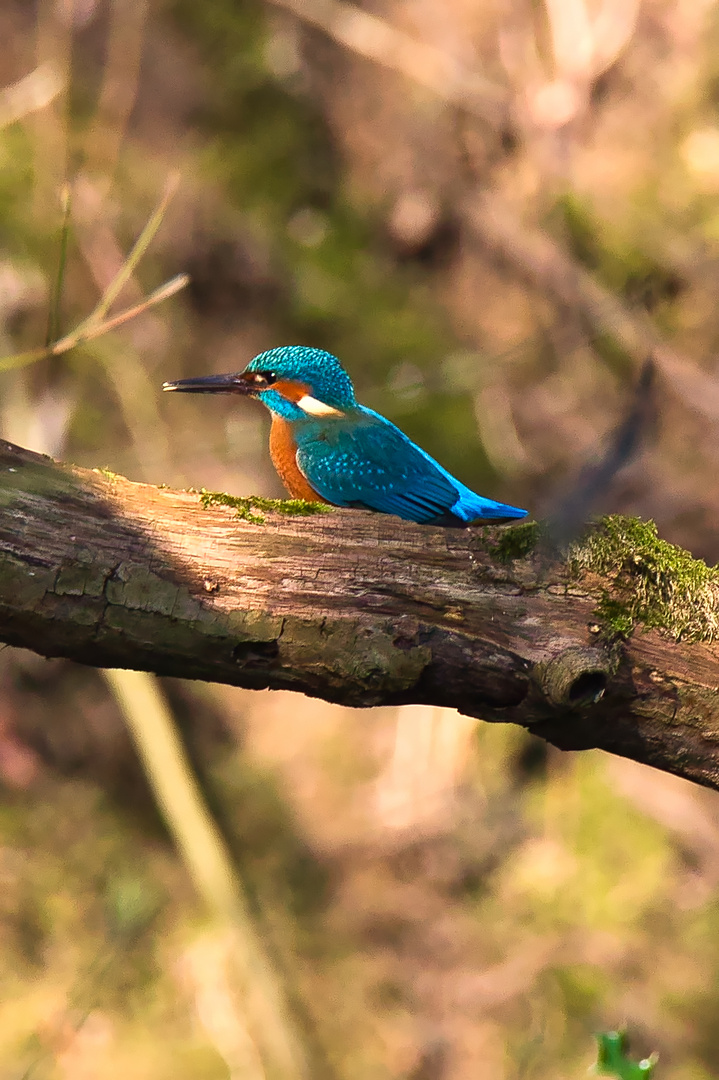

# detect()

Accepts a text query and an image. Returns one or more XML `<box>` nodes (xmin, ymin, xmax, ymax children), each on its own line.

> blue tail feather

<box><xmin>449</xmin><ymin>486</ymin><xmax>528</xmax><ymax>524</ymax></box>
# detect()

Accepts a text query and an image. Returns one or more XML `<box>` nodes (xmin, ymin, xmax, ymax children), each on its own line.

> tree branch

<box><xmin>2</xmin><ymin>438</ymin><xmax>719</xmax><ymax>789</ymax></box>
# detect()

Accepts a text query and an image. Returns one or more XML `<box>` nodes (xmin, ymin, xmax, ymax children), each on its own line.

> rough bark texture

<box><xmin>1</xmin><ymin>439</ymin><xmax>719</xmax><ymax>789</ymax></box>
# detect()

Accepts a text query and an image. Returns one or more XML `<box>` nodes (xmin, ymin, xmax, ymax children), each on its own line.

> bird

<box><xmin>163</xmin><ymin>346</ymin><xmax>528</xmax><ymax>526</ymax></box>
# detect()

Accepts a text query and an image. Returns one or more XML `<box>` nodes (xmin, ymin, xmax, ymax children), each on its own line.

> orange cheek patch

<box><xmin>270</xmin><ymin>379</ymin><xmax>310</xmax><ymax>403</ymax></box>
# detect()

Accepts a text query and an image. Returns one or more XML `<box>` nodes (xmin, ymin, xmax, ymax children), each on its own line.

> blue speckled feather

<box><xmin>295</xmin><ymin>407</ymin><xmax>526</xmax><ymax>524</ymax></box>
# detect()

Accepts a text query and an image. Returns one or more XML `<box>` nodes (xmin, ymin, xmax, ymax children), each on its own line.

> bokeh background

<box><xmin>2</xmin><ymin>0</ymin><xmax>719</xmax><ymax>1077</ymax></box>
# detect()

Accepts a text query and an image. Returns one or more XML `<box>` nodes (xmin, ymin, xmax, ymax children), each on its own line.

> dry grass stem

<box><xmin>45</xmin><ymin>183</ymin><xmax>72</xmax><ymax>348</ymax></box>
<box><xmin>75</xmin><ymin>171</ymin><xmax>182</xmax><ymax>332</ymax></box>
<box><xmin>0</xmin><ymin>63</ymin><xmax>64</xmax><ymax>129</ymax></box>
<box><xmin>83</xmin><ymin>0</ymin><xmax>150</xmax><ymax>182</ymax></box>
<box><xmin>104</xmin><ymin>668</ymin><xmax>312</xmax><ymax>1080</ymax></box>
<box><xmin>266</xmin><ymin>0</ymin><xmax>509</xmax><ymax>123</ymax></box>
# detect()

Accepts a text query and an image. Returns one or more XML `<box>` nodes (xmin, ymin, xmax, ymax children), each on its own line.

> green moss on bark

<box><xmin>570</xmin><ymin>516</ymin><xmax>719</xmax><ymax>642</ymax></box>
<box><xmin>490</xmin><ymin>520</ymin><xmax>542</xmax><ymax>562</ymax></box>
<box><xmin>94</xmin><ymin>467</ymin><xmax>121</xmax><ymax>482</ymax></box>
<box><xmin>199</xmin><ymin>489</ymin><xmax>333</xmax><ymax>524</ymax></box>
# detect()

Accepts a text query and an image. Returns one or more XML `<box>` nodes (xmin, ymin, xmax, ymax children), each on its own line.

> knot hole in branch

<box><xmin>540</xmin><ymin>647</ymin><xmax>614</xmax><ymax>708</ymax></box>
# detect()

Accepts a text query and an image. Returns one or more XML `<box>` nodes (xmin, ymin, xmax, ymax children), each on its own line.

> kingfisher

<box><xmin>163</xmin><ymin>346</ymin><xmax>527</xmax><ymax>526</ymax></box>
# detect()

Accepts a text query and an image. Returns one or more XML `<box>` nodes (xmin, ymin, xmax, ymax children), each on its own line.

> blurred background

<box><xmin>2</xmin><ymin>0</ymin><xmax>719</xmax><ymax>1076</ymax></box>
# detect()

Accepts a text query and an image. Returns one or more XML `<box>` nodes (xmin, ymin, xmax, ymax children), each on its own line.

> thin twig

<box><xmin>465</xmin><ymin>195</ymin><xmax>719</xmax><ymax>423</ymax></box>
<box><xmin>0</xmin><ymin>274</ymin><xmax>190</xmax><ymax>374</ymax></box>
<box><xmin>63</xmin><ymin>273</ymin><xmax>189</xmax><ymax>348</ymax></box>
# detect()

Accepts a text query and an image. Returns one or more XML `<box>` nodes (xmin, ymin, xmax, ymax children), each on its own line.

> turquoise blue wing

<box><xmin>295</xmin><ymin>413</ymin><xmax>465</xmax><ymax>523</ymax></box>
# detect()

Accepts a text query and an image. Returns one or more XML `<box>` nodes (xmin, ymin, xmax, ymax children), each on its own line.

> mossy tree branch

<box><xmin>2</xmin><ymin>438</ymin><xmax>719</xmax><ymax>789</ymax></box>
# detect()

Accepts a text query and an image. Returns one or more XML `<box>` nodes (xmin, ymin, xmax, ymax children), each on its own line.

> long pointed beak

<box><xmin>162</xmin><ymin>372</ymin><xmax>253</xmax><ymax>395</ymax></box>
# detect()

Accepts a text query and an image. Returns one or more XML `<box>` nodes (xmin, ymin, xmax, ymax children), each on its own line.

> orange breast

<box><xmin>269</xmin><ymin>417</ymin><xmax>329</xmax><ymax>503</ymax></box>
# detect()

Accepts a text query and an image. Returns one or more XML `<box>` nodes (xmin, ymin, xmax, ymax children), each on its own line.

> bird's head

<box><xmin>163</xmin><ymin>346</ymin><xmax>357</xmax><ymax>420</ymax></box>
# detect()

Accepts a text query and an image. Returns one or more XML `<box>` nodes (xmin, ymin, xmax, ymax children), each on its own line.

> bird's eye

<box><xmin>246</xmin><ymin>370</ymin><xmax>277</xmax><ymax>387</ymax></box>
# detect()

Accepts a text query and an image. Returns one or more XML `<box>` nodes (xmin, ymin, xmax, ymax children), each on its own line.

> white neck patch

<box><xmin>296</xmin><ymin>394</ymin><xmax>344</xmax><ymax>417</ymax></box>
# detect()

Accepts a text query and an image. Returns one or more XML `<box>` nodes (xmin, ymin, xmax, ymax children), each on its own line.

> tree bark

<box><xmin>1</xmin><ymin>438</ymin><xmax>718</xmax><ymax>788</ymax></box>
